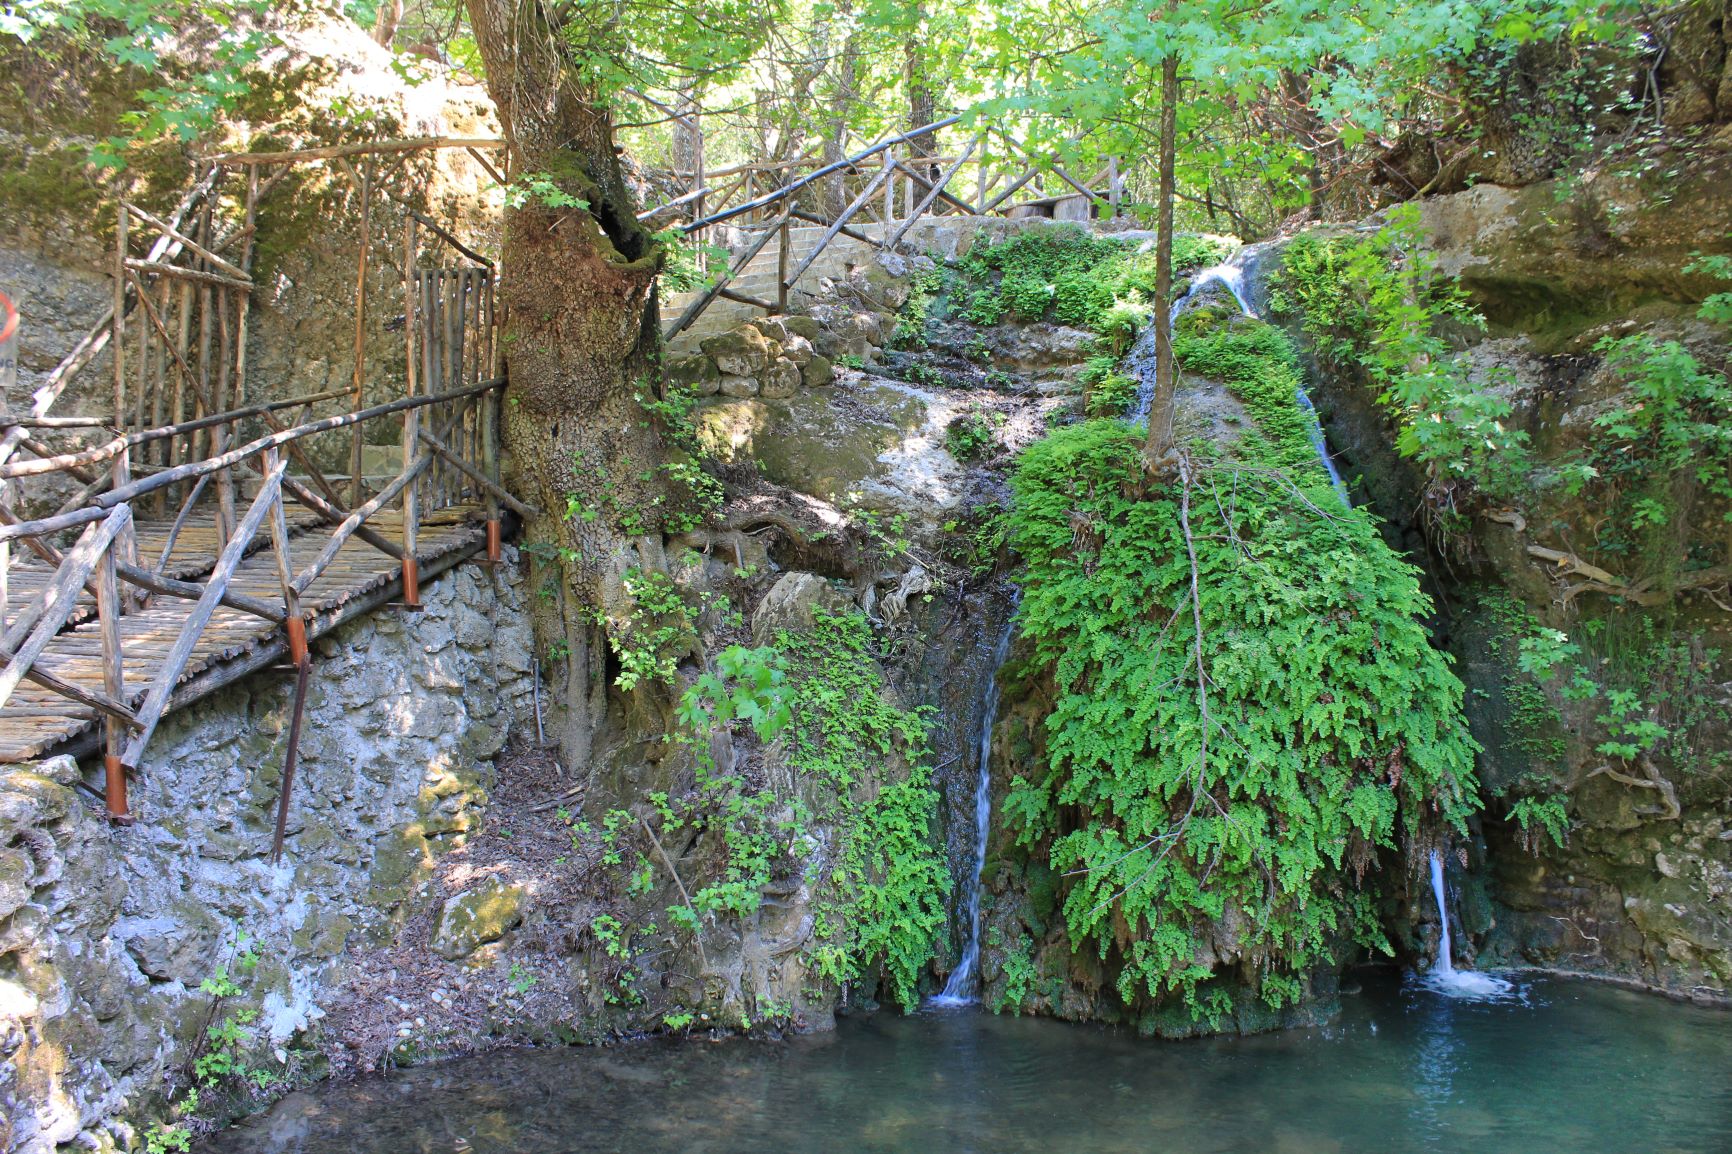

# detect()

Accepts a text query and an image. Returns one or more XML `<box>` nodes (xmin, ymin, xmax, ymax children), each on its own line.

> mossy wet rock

<box><xmin>802</xmin><ymin>354</ymin><xmax>835</xmax><ymax>388</ymax></box>
<box><xmin>1420</xmin><ymin>154</ymin><xmax>1732</xmax><ymax>332</ymax></box>
<box><xmin>668</xmin><ymin>353</ymin><xmax>721</xmax><ymax>396</ymax></box>
<box><xmin>760</xmin><ymin>357</ymin><xmax>801</xmax><ymax>399</ymax></box>
<box><xmin>430</xmin><ymin>878</ymin><xmax>529</xmax><ymax>961</ymax></box>
<box><xmin>693</xmin><ymin>380</ymin><xmax>968</xmax><ymax>538</ymax></box>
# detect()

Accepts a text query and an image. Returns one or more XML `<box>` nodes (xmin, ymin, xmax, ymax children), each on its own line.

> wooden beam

<box><xmin>889</xmin><ymin>140</ymin><xmax>979</xmax><ymax>251</ymax></box>
<box><xmin>717</xmin><ymin>287</ymin><xmax>777</xmax><ymax>312</ymax></box>
<box><xmin>785</xmin><ymin>156</ymin><xmax>896</xmax><ymax>290</ymax></box>
<box><xmin>120</xmin><ymin>460</ymin><xmax>285</xmax><ymax>769</ymax></box>
<box><xmin>121</xmin><ymin>202</ymin><xmax>249</xmax><ymax>280</ymax></box>
<box><xmin>124</xmin><ymin>259</ymin><xmax>253</xmax><ymax>291</ymax></box>
<box><xmin>681</xmin><ymin>114</ymin><xmax>964</xmax><ymax>234</ymax></box>
<box><xmin>206</xmin><ymin>136</ymin><xmax>505</xmax><ymax>166</ymax></box>
<box><xmin>291</xmin><ymin>450</ymin><xmax>432</xmax><ymax>596</ymax></box>
<box><xmin>0</xmin><ymin>506</ymin><xmax>133</xmax><ymax>711</ymax></box>
<box><xmin>418</xmin><ymin>429</ymin><xmax>538</xmax><ymax>517</ymax></box>
<box><xmin>664</xmin><ymin>210</ymin><xmax>792</xmax><ymax>339</ymax></box>
<box><xmin>787</xmin><ymin>209</ymin><xmax>884</xmax><ymax>250</ymax></box>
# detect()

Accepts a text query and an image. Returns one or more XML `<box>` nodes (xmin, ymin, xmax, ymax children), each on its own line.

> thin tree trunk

<box><xmin>904</xmin><ymin>6</ymin><xmax>938</xmax><ymax>194</ymax></box>
<box><xmin>820</xmin><ymin>1</ymin><xmax>859</xmax><ymax>220</ymax></box>
<box><xmin>372</xmin><ymin>0</ymin><xmax>403</xmax><ymax>46</ymax></box>
<box><xmin>1145</xmin><ymin>55</ymin><xmax>1180</xmax><ymax>463</ymax></box>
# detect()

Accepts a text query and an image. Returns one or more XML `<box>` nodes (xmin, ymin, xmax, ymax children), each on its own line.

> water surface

<box><xmin>208</xmin><ymin>973</ymin><xmax>1732</xmax><ymax>1154</ymax></box>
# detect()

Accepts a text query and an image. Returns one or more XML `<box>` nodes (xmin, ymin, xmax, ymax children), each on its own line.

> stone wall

<box><xmin>0</xmin><ymin>553</ymin><xmax>534</xmax><ymax>1153</ymax></box>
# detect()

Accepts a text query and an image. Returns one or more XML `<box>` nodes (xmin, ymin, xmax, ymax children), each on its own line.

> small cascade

<box><xmin>1128</xmin><ymin>244</ymin><xmax>1347</xmax><ymax>500</ymax></box>
<box><xmin>1422</xmin><ymin>850</ymin><xmax>1515</xmax><ymax>1001</ymax></box>
<box><xmin>931</xmin><ymin>612</ymin><xmax>1017</xmax><ymax>1006</ymax></box>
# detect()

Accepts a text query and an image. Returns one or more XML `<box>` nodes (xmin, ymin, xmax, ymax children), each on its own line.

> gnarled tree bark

<box><xmin>464</xmin><ymin>0</ymin><xmax>677</xmax><ymax>768</ymax></box>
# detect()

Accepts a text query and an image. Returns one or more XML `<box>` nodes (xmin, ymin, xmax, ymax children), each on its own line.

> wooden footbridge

<box><xmin>0</xmin><ymin>140</ymin><xmax>534</xmax><ymax>839</ymax></box>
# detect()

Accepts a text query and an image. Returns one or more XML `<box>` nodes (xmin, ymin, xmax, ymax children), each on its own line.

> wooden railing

<box><xmin>0</xmin><ymin>378</ymin><xmax>513</xmax><ymax>821</ymax></box>
<box><xmin>650</xmin><ymin>119</ymin><xmax>1128</xmax><ymax>341</ymax></box>
<box><xmin>0</xmin><ymin>136</ymin><xmax>524</xmax><ymax>831</ymax></box>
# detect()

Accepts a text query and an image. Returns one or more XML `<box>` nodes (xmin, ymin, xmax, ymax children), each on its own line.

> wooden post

<box><xmin>884</xmin><ymin>147</ymin><xmax>897</xmax><ymax>227</ymax></box>
<box><xmin>777</xmin><ymin>218</ymin><xmax>790</xmax><ymax>312</ymax></box>
<box><xmin>232</xmin><ymin>165</ymin><xmax>258</xmax><ymax>410</ymax></box>
<box><xmin>400</xmin><ymin>219</ymin><xmax>421</xmax><ymax>608</ymax></box>
<box><xmin>350</xmin><ymin>161</ymin><xmax>372</xmax><ymax>506</ymax></box>
<box><xmin>264</xmin><ymin>446</ymin><xmax>306</xmax><ymax>664</ymax></box>
<box><xmin>211</xmin><ymin>287</ymin><xmax>238</xmax><ymax>545</ymax></box>
<box><xmin>111</xmin><ymin>205</ymin><xmax>139</xmax><ymax>589</ymax></box>
<box><xmin>977</xmin><ymin>136</ymin><xmax>990</xmax><ymax>214</ymax></box>
<box><xmin>96</xmin><ymin>541</ymin><xmax>130</xmax><ymax>823</ymax></box>
<box><xmin>482</xmin><ymin>271</ymin><xmax>501</xmax><ymax>562</ymax></box>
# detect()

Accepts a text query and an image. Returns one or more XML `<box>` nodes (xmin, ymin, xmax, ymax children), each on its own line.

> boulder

<box><xmin>760</xmin><ymin>358</ymin><xmax>801</xmax><ymax>399</ymax></box>
<box><xmin>750</xmin><ymin>316</ymin><xmax>791</xmax><ymax>345</ymax></box>
<box><xmin>780</xmin><ymin>333</ymin><xmax>815</xmax><ymax>367</ymax></box>
<box><xmin>802</xmin><ymin>355</ymin><xmax>835</xmax><ymax>388</ymax></box>
<box><xmin>719</xmin><ymin>374</ymin><xmax>759</xmax><ymax>398</ymax></box>
<box><xmin>430</xmin><ymin>877</ymin><xmax>527</xmax><ymax>960</ymax></box>
<box><xmin>782</xmin><ymin>315</ymin><xmax>821</xmax><ymax>342</ymax></box>
<box><xmin>700</xmin><ymin>326</ymin><xmax>775</xmax><ymax>377</ymax></box>
<box><xmin>752</xmin><ymin>572</ymin><xmax>853</xmax><ymax>646</ymax></box>
<box><xmin>668</xmin><ymin>353</ymin><xmax>722</xmax><ymax>397</ymax></box>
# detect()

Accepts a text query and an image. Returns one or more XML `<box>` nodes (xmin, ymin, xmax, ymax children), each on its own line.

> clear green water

<box><xmin>207</xmin><ymin>974</ymin><xmax>1732</xmax><ymax>1154</ymax></box>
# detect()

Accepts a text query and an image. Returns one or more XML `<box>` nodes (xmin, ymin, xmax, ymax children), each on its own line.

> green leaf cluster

<box><xmin>1269</xmin><ymin>208</ymin><xmax>1532</xmax><ymax>505</ymax></box>
<box><xmin>1003</xmin><ymin>408</ymin><xmax>1479</xmax><ymax>1016</ymax></box>
<box><xmin>953</xmin><ymin>226</ymin><xmax>1228</xmax><ymax>342</ymax></box>
<box><xmin>777</xmin><ymin>611</ymin><xmax>951</xmax><ymax>1012</ymax></box>
<box><xmin>666</xmin><ymin>610</ymin><xmax>950</xmax><ymax>1013</ymax></box>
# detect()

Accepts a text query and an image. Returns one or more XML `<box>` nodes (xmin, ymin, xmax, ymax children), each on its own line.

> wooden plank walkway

<box><xmin>4</xmin><ymin>512</ymin><xmax>330</xmax><ymax>626</ymax></box>
<box><xmin>0</xmin><ymin>502</ymin><xmax>488</xmax><ymax>762</ymax></box>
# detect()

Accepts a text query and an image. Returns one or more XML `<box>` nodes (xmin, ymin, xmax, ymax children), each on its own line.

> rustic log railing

<box><xmin>650</xmin><ymin>117</ymin><xmax>1127</xmax><ymax>342</ymax></box>
<box><xmin>0</xmin><ymin>136</ymin><xmax>522</xmax><ymax>834</ymax></box>
<box><xmin>0</xmin><ymin>378</ymin><xmax>512</xmax><ymax>815</ymax></box>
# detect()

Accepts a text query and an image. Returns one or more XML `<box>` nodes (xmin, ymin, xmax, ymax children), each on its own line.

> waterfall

<box><xmin>1128</xmin><ymin>244</ymin><xmax>1345</xmax><ymax>503</ymax></box>
<box><xmin>1423</xmin><ymin>849</ymin><xmax>1515</xmax><ymax>1000</ymax></box>
<box><xmin>931</xmin><ymin>612</ymin><xmax>1017</xmax><ymax>1006</ymax></box>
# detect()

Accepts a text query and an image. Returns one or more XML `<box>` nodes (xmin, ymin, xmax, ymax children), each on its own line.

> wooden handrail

<box><xmin>0</xmin><ymin>382</ymin><xmax>501</xmax><ymax>536</ymax></box>
<box><xmin>679</xmin><ymin>115</ymin><xmax>964</xmax><ymax>234</ymax></box>
<box><xmin>205</xmin><ymin>136</ymin><xmax>505</xmax><ymax>166</ymax></box>
<box><xmin>0</xmin><ymin>389</ymin><xmax>350</xmax><ymax>479</ymax></box>
<box><xmin>0</xmin><ymin>506</ymin><xmax>133</xmax><ymax>711</ymax></box>
<box><xmin>120</xmin><ymin>460</ymin><xmax>287</xmax><ymax>768</ymax></box>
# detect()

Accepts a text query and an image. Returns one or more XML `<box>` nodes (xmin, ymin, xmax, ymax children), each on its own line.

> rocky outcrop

<box><xmin>1303</xmin><ymin>161</ymin><xmax>1732</xmax><ymax>1002</ymax></box>
<box><xmin>0</xmin><ymin>557</ymin><xmax>534</xmax><ymax>1152</ymax></box>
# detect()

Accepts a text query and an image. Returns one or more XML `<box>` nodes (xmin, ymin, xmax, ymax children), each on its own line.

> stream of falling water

<box><xmin>1424</xmin><ymin>850</ymin><xmax>1517</xmax><ymax>1000</ymax></box>
<box><xmin>930</xmin><ymin>610</ymin><xmax>1018</xmax><ymax>1006</ymax></box>
<box><xmin>1130</xmin><ymin>246</ymin><xmax>1349</xmax><ymax>499</ymax></box>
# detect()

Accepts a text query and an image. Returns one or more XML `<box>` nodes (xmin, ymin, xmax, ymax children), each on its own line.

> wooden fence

<box><xmin>0</xmin><ymin>139</ymin><xmax>529</xmax><ymax>837</ymax></box>
<box><xmin>647</xmin><ymin>119</ymin><xmax>1128</xmax><ymax>342</ymax></box>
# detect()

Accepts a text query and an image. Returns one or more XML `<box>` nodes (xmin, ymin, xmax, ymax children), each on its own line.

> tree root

<box><xmin>1583</xmin><ymin>758</ymin><xmax>1682</xmax><ymax>821</ymax></box>
<box><xmin>1528</xmin><ymin>545</ymin><xmax>1732</xmax><ymax>609</ymax></box>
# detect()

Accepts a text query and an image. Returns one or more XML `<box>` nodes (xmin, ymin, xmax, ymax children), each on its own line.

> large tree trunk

<box><xmin>464</xmin><ymin>0</ymin><xmax>673</xmax><ymax>767</ymax></box>
<box><xmin>1145</xmin><ymin>54</ymin><xmax>1180</xmax><ymax>463</ymax></box>
<box><xmin>372</xmin><ymin>0</ymin><xmax>402</xmax><ymax>46</ymax></box>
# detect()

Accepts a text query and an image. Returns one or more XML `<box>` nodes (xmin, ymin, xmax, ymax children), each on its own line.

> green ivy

<box><xmin>777</xmin><ymin>611</ymin><xmax>951</xmax><ymax>1011</ymax></box>
<box><xmin>953</xmin><ymin>226</ymin><xmax>1229</xmax><ymax>340</ymax></box>
<box><xmin>668</xmin><ymin>612</ymin><xmax>949</xmax><ymax>1012</ymax></box>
